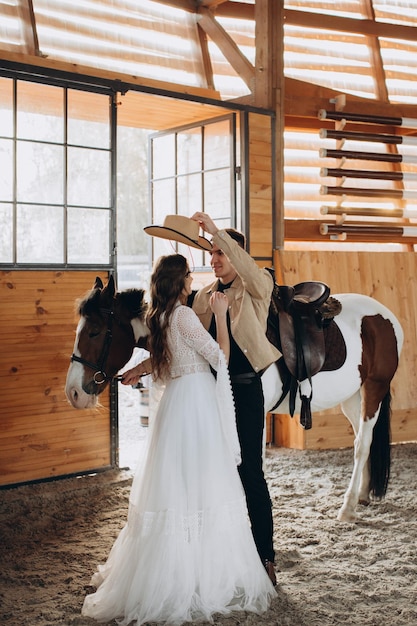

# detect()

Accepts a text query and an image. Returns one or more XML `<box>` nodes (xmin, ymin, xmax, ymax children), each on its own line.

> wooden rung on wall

<box><xmin>320</xmin><ymin>185</ymin><xmax>417</xmax><ymax>199</ymax></box>
<box><xmin>318</xmin><ymin>109</ymin><xmax>417</xmax><ymax>129</ymax></box>
<box><xmin>319</xmin><ymin>148</ymin><xmax>416</xmax><ymax>164</ymax></box>
<box><xmin>320</xmin><ymin>128</ymin><xmax>417</xmax><ymax>145</ymax></box>
<box><xmin>320</xmin><ymin>167</ymin><xmax>417</xmax><ymax>182</ymax></box>
<box><xmin>321</xmin><ymin>206</ymin><xmax>417</xmax><ymax>219</ymax></box>
<box><xmin>320</xmin><ymin>223</ymin><xmax>417</xmax><ymax>238</ymax></box>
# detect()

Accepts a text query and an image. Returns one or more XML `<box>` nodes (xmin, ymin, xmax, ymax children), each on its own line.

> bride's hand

<box><xmin>120</xmin><ymin>364</ymin><xmax>143</xmax><ymax>386</ymax></box>
<box><xmin>210</xmin><ymin>291</ymin><xmax>228</xmax><ymax>316</ymax></box>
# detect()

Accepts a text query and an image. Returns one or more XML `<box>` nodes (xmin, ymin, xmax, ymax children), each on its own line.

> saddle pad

<box><xmin>321</xmin><ymin>319</ymin><xmax>347</xmax><ymax>372</ymax></box>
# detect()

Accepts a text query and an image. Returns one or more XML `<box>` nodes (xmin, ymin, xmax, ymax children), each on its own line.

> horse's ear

<box><xmin>101</xmin><ymin>274</ymin><xmax>116</xmax><ymax>301</ymax></box>
<box><xmin>94</xmin><ymin>276</ymin><xmax>104</xmax><ymax>290</ymax></box>
<box><xmin>107</xmin><ymin>274</ymin><xmax>116</xmax><ymax>295</ymax></box>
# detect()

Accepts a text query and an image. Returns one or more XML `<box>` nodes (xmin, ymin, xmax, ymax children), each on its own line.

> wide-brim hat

<box><xmin>144</xmin><ymin>215</ymin><xmax>212</xmax><ymax>251</ymax></box>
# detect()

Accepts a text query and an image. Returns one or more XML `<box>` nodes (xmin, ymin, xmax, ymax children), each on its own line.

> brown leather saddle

<box><xmin>265</xmin><ymin>269</ymin><xmax>346</xmax><ymax>429</ymax></box>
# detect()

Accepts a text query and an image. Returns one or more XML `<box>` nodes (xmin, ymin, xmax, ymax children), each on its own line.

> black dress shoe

<box><xmin>264</xmin><ymin>559</ymin><xmax>277</xmax><ymax>586</ymax></box>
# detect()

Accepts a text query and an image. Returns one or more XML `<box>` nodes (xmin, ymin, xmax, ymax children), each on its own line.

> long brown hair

<box><xmin>146</xmin><ymin>254</ymin><xmax>189</xmax><ymax>381</ymax></box>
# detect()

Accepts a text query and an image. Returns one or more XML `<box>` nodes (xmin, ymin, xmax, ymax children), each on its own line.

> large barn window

<box><xmin>0</xmin><ymin>77</ymin><xmax>114</xmax><ymax>268</ymax></box>
<box><xmin>149</xmin><ymin>114</ymin><xmax>239</xmax><ymax>268</ymax></box>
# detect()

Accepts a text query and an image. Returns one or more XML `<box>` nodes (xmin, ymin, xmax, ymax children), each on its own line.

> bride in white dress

<box><xmin>82</xmin><ymin>254</ymin><xmax>276</xmax><ymax>625</ymax></box>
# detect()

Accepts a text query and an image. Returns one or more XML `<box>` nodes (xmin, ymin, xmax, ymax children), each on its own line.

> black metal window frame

<box><xmin>148</xmin><ymin>113</ymin><xmax>240</xmax><ymax>268</ymax></box>
<box><xmin>0</xmin><ymin>69</ymin><xmax>117</xmax><ymax>270</ymax></box>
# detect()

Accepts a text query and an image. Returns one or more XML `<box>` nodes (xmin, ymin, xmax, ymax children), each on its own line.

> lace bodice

<box><xmin>167</xmin><ymin>304</ymin><xmax>222</xmax><ymax>379</ymax></box>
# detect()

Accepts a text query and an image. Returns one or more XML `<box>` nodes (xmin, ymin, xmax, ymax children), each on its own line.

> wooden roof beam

<box><xmin>211</xmin><ymin>2</ymin><xmax>255</xmax><ymax>20</ymax></box>
<box><xmin>197</xmin><ymin>6</ymin><xmax>255</xmax><ymax>92</ymax></box>
<box><xmin>285</xmin><ymin>9</ymin><xmax>417</xmax><ymax>42</ymax></box>
<box><xmin>284</xmin><ymin>77</ymin><xmax>417</xmax><ymax>121</ymax></box>
<box><xmin>16</xmin><ymin>0</ymin><xmax>41</xmax><ymax>56</ymax></box>
<box><xmin>196</xmin><ymin>23</ymin><xmax>215</xmax><ymax>90</ymax></box>
<box><xmin>360</xmin><ymin>0</ymin><xmax>388</xmax><ymax>102</ymax></box>
<box><xmin>132</xmin><ymin>2</ymin><xmax>417</xmax><ymax>44</ymax></box>
<box><xmin>214</xmin><ymin>4</ymin><xmax>417</xmax><ymax>43</ymax></box>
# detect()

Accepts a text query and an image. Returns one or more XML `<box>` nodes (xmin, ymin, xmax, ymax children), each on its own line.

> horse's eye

<box><xmin>88</xmin><ymin>328</ymin><xmax>101</xmax><ymax>339</ymax></box>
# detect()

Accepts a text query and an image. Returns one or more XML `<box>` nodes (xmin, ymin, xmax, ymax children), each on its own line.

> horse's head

<box><xmin>65</xmin><ymin>275</ymin><xmax>149</xmax><ymax>409</ymax></box>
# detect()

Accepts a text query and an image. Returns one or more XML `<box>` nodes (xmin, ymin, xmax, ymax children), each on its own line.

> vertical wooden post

<box><xmin>254</xmin><ymin>0</ymin><xmax>284</xmax><ymax>249</ymax></box>
<box><xmin>253</xmin><ymin>1</ymin><xmax>285</xmax><ymax>444</ymax></box>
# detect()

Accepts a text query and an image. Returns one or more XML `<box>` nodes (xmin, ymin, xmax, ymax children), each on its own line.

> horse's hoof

<box><xmin>337</xmin><ymin>508</ymin><xmax>357</xmax><ymax>523</ymax></box>
<box><xmin>358</xmin><ymin>498</ymin><xmax>370</xmax><ymax>507</ymax></box>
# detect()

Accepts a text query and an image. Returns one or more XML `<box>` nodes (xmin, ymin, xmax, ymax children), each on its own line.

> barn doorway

<box><xmin>116</xmin><ymin>111</ymin><xmax>240</xmax><ymax>470</ymax></box>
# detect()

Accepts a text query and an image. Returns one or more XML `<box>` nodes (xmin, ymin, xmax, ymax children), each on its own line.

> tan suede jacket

<box><xmin>192</xmin><ymin>229</ymin><xmax>282</xmax><ymax>373</ymax></box>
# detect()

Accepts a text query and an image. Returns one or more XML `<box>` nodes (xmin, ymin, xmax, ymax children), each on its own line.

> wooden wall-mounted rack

<box><xmin>318</xmin><ymin>99</ymin><xmax>417</xmax><ymax>243</ymax></box>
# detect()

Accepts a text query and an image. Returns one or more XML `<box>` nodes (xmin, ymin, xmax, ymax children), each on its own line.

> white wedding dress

<box><xmin>82</xmin><ymin>304</ymin><xmax>276</xmax><ymax>625</ymax></box>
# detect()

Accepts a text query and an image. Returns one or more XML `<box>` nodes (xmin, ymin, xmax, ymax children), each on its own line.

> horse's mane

<box><xmin>118</xmin><ymin>288</ymin><xmax>148</xmax><ymax>321</ymax></box>
<box><xmin>76</xmin><ymin>286</ymin><xmax>147</xmax><ymax>321</ymax></box>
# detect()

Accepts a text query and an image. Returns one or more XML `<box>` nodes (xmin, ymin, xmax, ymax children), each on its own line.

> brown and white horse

<box><xmin>65</xmin><ymin>275</ymin><xmax>403</xmax><ymax>523</ymax></box>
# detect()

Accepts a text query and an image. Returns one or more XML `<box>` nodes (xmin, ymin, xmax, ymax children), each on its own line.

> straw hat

<box><xmin>144</xmin><ymin>215</ymin><xmax>212</xmax><ymax>251</ymax></box>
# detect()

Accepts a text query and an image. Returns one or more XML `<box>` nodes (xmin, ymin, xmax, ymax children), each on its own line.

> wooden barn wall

<box><xmin>272</xmin><ymin>250</ymin><xmax>417</xmax><ymax>450</ymax></box>
<box><xmin>247</xmin><ymin>112</ymin><xmax>273</xmax><ymax>263</ymax></box>
<box><xmin>0</xmin><ymin>270</ymin><xmax>111</xmax><ymax>487</ymax></box>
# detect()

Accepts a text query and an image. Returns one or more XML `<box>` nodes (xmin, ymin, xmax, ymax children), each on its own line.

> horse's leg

<box><xmin>339</xmin><ymin>390</ymin><xmax>373</xmax><ymax>522</ymax></box>
<box><xmin>338</xmin><ymin>315</ymin><xmax>397</xmax><ymax>522</ymax></box>
<box><xmin>337</xmin><ymin>416</ymin><xmax>375</xmax><ymax>522</ymax></box>
<box><xmin>358</xmin><ymin>462</ymin><xmax>372</xmax><ymax>506</ymax></box>
<box><xmin>338</xmin><ymin>373</ymin><xmax>392</xmax><ymax>522</ymax></box>
<box><xmin>340</xmin><ymin>391</ymin><xmax>372</xmax><ymax>508</ymax></box>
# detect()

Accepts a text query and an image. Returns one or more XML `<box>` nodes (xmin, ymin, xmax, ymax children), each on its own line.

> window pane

<box><xmin>0</xmin><ymin>139</ymin><xmax>13</xmax><ymax>200</ymax></box>
<box><xmin>0</xmin><ymin>77</ymin><xmax>13</xmax><ymax>138</ymax></box>
<box><xmin>204</xmin><ymin>120</ymin><xmax>231</xmax><ymax>170</ymax></box>
<box><xmin>152</xmin><ymin>236</ymin><xmax>178</xmax><ymax>259</ymax></box>
<box><xmin>152</xmin><ymin>134</ymin><xmax>176</xmax><ymax>179</ymax></box>
<box><xmin>177</xmin><ymin>173</ymin><xmax>201</xmax><ymax>216</ymax></box>
<box><xmin>203</xmin><ymin>169</ymin><xmax>231</xmax><ymax>218</ymax></box>
<box><xmin>67</xmin><ymin>147</ymin><xmax>110</xmax><ymax>207</ymax></box>
<box><xmin>178</xmin><ymin>241</ymin><xmax>204</xmax><ymax>267</ymax></box>
<box><xmin>117</xmin><ymin>125</ymin><xmax>151</xmax><ymax>258</ymax></box>
<box><xmin>17</xmin><ymin>142</ymin><xmax>64</xmax><ymax>204</ymax></box>
<box><xmin>152</xmin><ymin>178</ymin><xmax>176</xmax><ymax>224</ymax></box>
<box><xmin>177</xmin><ymin>127</ymin><xmax>202</xmax><ymax>174</ymax></box>
<box><xmin>0</xmin><ymin>204</ymin><xmax>13</xmax><ymax>262</ymax></box>
<box><xmin>16</xmin><ymin>82</ymin><xmax>64</xmax><ymax>142</ymax></box>
<box><xmin>149</xmin><ymin>115</ymin><xmax>235</xmax><ymax>269</ymax></box>
<box><xmin>16</xmin><ymin>204</ymin><xmax>63</xmax><ymax>263</ymax></box>
<box><xmin>67</xmin><ymin>208</ymin><xmax>110</xmax><ymax>264</ymax></box>
<box><xmin>68</xmin><ymin>90</ymin><xmax>110</xmax><ymax>149</ymax></box>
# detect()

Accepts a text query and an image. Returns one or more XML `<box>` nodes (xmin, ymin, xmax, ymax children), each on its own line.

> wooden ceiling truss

<box><xmin>3</xmin><ymin>1</ymin><xmax>417</xmax><ymax>246</ymax></box>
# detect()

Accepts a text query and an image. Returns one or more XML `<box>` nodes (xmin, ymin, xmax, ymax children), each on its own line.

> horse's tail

<box><xmin>369</xmin><ymin>390</ymin><xmax>392</xmax><ymax>499</ymax></box>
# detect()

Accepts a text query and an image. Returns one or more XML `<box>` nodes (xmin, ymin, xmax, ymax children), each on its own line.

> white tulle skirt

<box><xmin>82</xmin><ymin>371</ymin><xmax>276</xmax><ymax>625</ymax></box>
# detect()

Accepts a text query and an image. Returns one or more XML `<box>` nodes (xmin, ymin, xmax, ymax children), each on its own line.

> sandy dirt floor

<box><xmin>1</xmin><ymin>385</ymin><xmax>416</xmax><ymax>626</ymax></box>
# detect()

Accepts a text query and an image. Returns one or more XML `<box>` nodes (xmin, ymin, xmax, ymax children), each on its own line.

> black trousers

<box><xmin>232</xmin><ymin>375</ymin><xmax>275</xmax><ymax>563</ymax></box>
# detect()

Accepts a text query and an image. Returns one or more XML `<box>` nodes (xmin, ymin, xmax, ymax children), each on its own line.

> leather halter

<box><xmin>71</xmin><ymin>306</ymin><xmax>116</xmax><ymax>384</ymax></box>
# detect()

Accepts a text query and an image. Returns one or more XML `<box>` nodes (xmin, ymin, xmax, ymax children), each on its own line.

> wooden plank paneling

<box><xmin>273</xmin><ymin>251</ymin><xmax>417</xmax><ymax>449</ymax></box>
<box><xmin>0</xmin><ymin>270</ymin><xmax>111</xmax><ymax>486</ymax></box>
